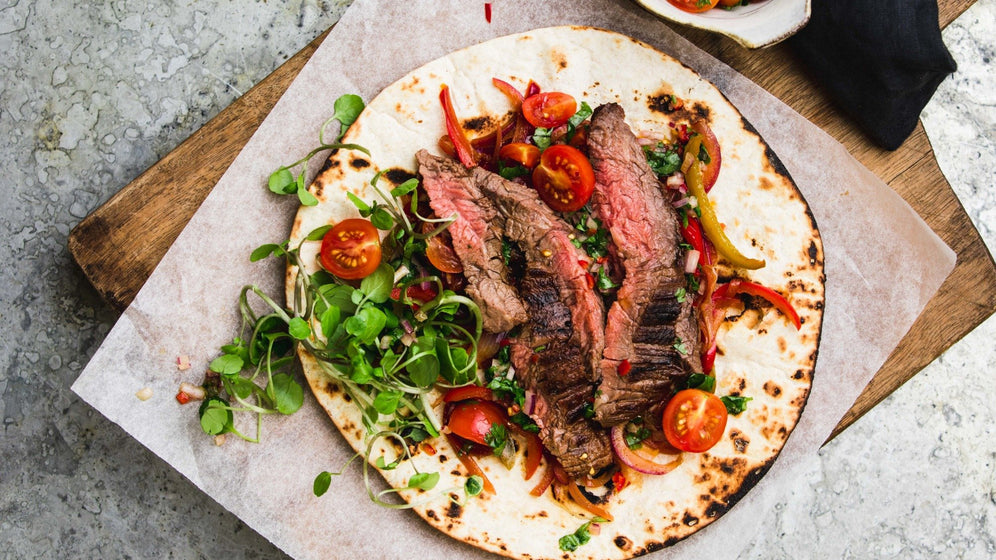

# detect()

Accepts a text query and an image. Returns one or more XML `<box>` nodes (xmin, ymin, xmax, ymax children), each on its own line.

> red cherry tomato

<box><xmin>690</xmin><ymin>120</ymin><xmax>722</xmax><ymax>192</ymax></box>
<box><xmin>499</xmin><ymin>142</ymin><xmax>541</xmax><ymax>169</ymax></box>
<box><xmin>662</xmin><ymin>389</ymin><xmax>728</xmax><ymax>453</ymax></box>
<box><xmin>447</xmin><ymin>399</ymin><xmax>508</xmax><ymax>446</ymax></box>
<box><xmin>718</xmin><ymin>0</ymin><xmax>743</xmax><ymax>6</ymax></box>
<box><xmin>667</xmin><ymin>0</ymin><xmax>721</xmax><ymax>13</ymax></box>
<box><xmin>319</xmin><ymin>218</ymin><xmax>382</xmax><ymax>280</ymax></box>
<box><xmin>522</xmin><ymin>92</ymin><xmax>577</xmax><ymax>128</ymax></box>
<box><xmin>425</xmin><ymin>234</ymin><xmax>463</xmax><ymax>274</ymax></box>
<box><xmin>531</xmin><ymin>144</ymin><xmax>595</xmax><ymax>212</ymax></box>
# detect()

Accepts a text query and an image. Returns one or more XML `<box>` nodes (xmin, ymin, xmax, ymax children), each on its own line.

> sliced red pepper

<box><xmin>443</xmin><ymin>385</ymin><xmax>495</xmax><ymax>403</ymax></box>
<box><xmin>492</xmin><ymin>77</ymin><xmax>524</xmax><ymax>106</ymax></box>
<box><xmin>713</xmin><ymin>279</ymin><xmax>801</xmax><ymax>330</ymax></box>
<box><xmin>567</xmin><ymin>482</ymin><xmax>615</xmax><ymax>522</ymax></box>
<box><xmin>618</xmin><ymin>359</ymin><xmax>632</xmax><ymax>377</ymax></box>
<box><xmin>612</xmin><ymin>470</ymin><xmax>629</xmax><ymax>492</ymax></box>
<box><xmin>175</xmin><ymin>391</ymin><xmax>191</xmax><ymax>405</ymax></box>
<box><xmin>529</xmin><ymin>461</ymin><xmax>556</xmax><ymax>496</ymax></box>
<box><xmin>510</xmin><ymin>423</ymin><xmax>543</xmax><ymax>480</ymax></box>
<box><xmin>439</xmin><ymin>84</ymin><xmax>477</xmax><ymax>168</ymax></box>
<box><xmin>446</xmin><ymin>434</ymin><xmax>495</xmax><ymax>494</ymax></box>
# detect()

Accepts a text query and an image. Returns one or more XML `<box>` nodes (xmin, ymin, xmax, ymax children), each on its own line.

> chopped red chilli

<box><xmin>618</xmin><ymin>359</ymin><xmax>632</xmax><ymax>376</ymax></box>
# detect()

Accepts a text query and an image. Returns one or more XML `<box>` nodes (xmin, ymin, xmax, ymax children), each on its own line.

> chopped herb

<box><xmin>698</xmin><ymin>142</ymin><xmax>711</xmax><ymax>164</ymax></box>
<box><xmin>510</xmin><ymin>411</ymin><xmax>540</xmax><ymax>433</ymax></box>
<box><xmin>532</xmin><ymin>127</ymin><xmax>552</xmax><ymax>150</ymax></box>
<box><xmin>487</xmin><ymin>375</ymin><xmax>526</xmax><ymax>408</ymax></box>
<box><xmin>721</xmin><ymin>395</ymin><xmax>753</xmax><ymax>415</ymax></box>
<box><xmin>559</xmin><ymin>521</ymin><xmax>595</xmax><ymax>552</ymax></box>
<box><xmin>686</xmin><ymin>373</ymin><xmax>716</xmax><ymax>392</ymax></box>
<box><xmin>625</xmin><ymin>424</ymin><xmax>652</xmax><ymax>449</ymax></box>
<box><xmin>498</xmin><ymin>159</ymin><xmax>529</xmax><ymax>181</ymax></box>
<box><xmin>500</xmin><ymin>236</ymin><xmax>514</xmax><ymax>266</ymax></box>
<box><xmin>673</xmin><ymin>337</ymin><xmax>689</xmax><ymax>356</ymax></box>
<box><xmin>644</xmin><ymin>142</ymin><xmax>682</xmax><ymax>177</ymax></box>
<box><xmin>565</xmin><ymin>102</ymin><xmax>593</xmax><ymax>142</ymax></box>
<box><xmin>582</xmin><ymin>402</ymin><xmax>595</xmax><ymax>419</ymax></box>
<box><xmin>465</xmin><ymin>475</ymin><xmax>484</xmax><ymax>496</ymax></box>
<box><xmin>595</xmin><ymin>265</ymin><xmax>618</xmax><ymax>292</ymax></box>
<box><xmin>686</xmin><ymin>273</ymin><xmax>700</xmax><ymax>293</ymax></box>
<box><xmin>484</xmin><ymin>423</ymin><xmax>509</xmax><ymax>455</ymax></box>
<box><xmin>675</xmin><ymin>287</ymin><xmax>687</xmax><ymax>303</ymax></box>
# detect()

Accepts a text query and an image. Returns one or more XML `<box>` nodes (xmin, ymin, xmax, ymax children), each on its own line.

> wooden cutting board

<box><xmin>69</xmin><ymin>1</ymin><xmax>994</xmax><ymax>441</ymax></box>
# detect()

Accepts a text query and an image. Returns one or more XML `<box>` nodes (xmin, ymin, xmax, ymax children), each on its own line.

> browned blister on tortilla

<box><xmin>288</xmin><ymin>26</ymin><xmax>823</xmax><ymax>560</ymax></box>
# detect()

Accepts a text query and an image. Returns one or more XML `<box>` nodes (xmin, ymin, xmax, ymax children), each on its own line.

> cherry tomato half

<box><xmin>499</xmin><ymin>142</ymin><xmax>541</xmax><ymax>169</ymax></box>
<box><xmin>319</xmin><ymin>218</ymin><xmax>382</xmax><ymax>280</ymax></box>
<box><xmin>447</xmin><ymin>399</ymin><xmax>508</xmax><ymax>446</ymax></box>
<box><xmin>522</xmin><ymin>92</ymin><xmax>577</xmax><ymax>129</ymax></box>
<box><xmin>426</xmin><ymin>234</ymin><xmax>464</xmax><ymax>274</ymax></box>
<box><xmin>690</xmin><ymin>120</ymin><xmax>722</xmax><ymax>192</ymax></box>
<box><xmin>662</xmin><ymin>389</ymin><xmax>728</xmax><ymax>453</ymax></box>
<box><xmin>668</xmin><ymin>0</ymin><xmax>721</xmax><ymax>13</ymax></box>
<box><xmin>532</xmin><ymin>144</ymin><xmax>595</xmax><ymax>213</ymax></box>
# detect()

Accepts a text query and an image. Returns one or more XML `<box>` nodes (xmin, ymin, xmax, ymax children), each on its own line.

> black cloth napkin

<box><xmin>788</xmin><ymin>0</ymin><xmax>957</xmax><ymax>150</ymax></box>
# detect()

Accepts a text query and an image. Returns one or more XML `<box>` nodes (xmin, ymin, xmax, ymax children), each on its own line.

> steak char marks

<box><xmin>588</xmin><ymin>103</ymin><xmax>702</xmax><ymax>426</ymax></box>
<box><xmin>476</xmin><ymin>170</ymin><xmax>614</xmax><ymax>479</ymax></box>
<box><xmin>416</xmin><ymin>150</ymin><xmax>528</xmax><ymax>333</ymax></box>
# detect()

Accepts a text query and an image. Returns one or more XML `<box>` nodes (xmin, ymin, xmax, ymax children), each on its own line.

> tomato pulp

<box><xmin>319</xmin><ymin>218</ymin><xmax>382</xmax><ymax>279</ymax></box>
<box><xmin>532</xmin><ymin>144</ymin><xmax>595</xmax><ymax>212</ymax></box>
<box><xmin>662</xmin><ymin>389</ymin><xmax>728</xmax><ymax>452</ymax></box>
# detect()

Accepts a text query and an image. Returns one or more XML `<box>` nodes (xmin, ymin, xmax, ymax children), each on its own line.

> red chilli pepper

<box><xmin>484</xmin><ymin>2</ymin><xmax>492</xmax><ymax>22</ymax></box>
<box><xmin>713</xmin><ymin>279</ymin><xmax>801</xmax><ymax>330</ymax></box>
<box><xmin>439</xmin><ymin>84</ymin><xmax>477</xmax><ymax>168</ymax></box>
<box><xmin>612</xmin><ymin>471</ymin><xmax>629</xmax><ymax>492</ymax></box>
<box><xmin>618</xmin><ymin>359</ymin><xmax>632</xmax><ymax>377</ymax></box>
<box><xmin>175</xmin><ymin>391</ymin><xmax>191</xmax><ymax>405</ymax></box>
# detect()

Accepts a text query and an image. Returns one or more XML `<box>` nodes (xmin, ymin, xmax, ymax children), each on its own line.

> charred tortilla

<box><xmin>288</xmin><ymin>26</ymin><xmax>824</xmax><ymax>560</ymax></box>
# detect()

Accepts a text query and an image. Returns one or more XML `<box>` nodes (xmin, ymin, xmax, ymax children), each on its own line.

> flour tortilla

<box><xmin>288</xmin><ymin>26</ymin><xmax>824</xmax><ymax>560</ymax></box>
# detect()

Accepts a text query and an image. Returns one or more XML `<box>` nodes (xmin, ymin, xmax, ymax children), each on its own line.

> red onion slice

<box><xmin>610</xmin><ymin>425</ymin><xmax>683</xmax><ymax>475</ymax></box>
<box><xmin>685</xmin><ymin>250</ymin><xmax>701</xmax><ymax>274</ymax></box>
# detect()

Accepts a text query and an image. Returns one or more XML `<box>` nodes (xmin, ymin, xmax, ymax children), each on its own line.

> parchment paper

<box><xmin>72</xmin><ymin>1</ymin><xmax>956</xmax><ymax>558</ymax></box>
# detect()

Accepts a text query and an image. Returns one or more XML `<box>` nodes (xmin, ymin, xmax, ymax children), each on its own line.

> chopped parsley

<box><xmin>721</xmin><ymin>395</ymin><xmax>753</xmax><ymax>415</ymax></box>
<box><xmin>559</xmin><ymin>521</ymin><xmax>595</xmax><ymax>552</ymax></box>
<box><xmin>675</xmin><ymin>286</ymin><xmax>687</xmax><ymax>303</ymax></box>
<box><xmin>644</xmin><ymin>141</ymin><xmax>682</xmax><ymax>177</ymax></box>
<box><xmin>673</xmin><ymin>337</ymin><xmax>689</xmax><ymax>356</ymax></box>
<box><xmin>510</xmin><ymin>411</ymin><xmax>540</xmax><ymax>433</ymax></box>
<box><xmin>625</xmin><ymin>425</ymin><xmax>652</xmax><ymax>449</ymax></box>
<box><xmin>484</xmin><ymin>423</ymin><xmax>509</xmax><ymax>455</ymax></box>
<box><xmin>487</xmin><ymin>375</ymin><xmax>525</xmax><ymax>408</ymax></box>
<box><xmin>595</xmin><ymin>265</ymin><xmax>618</xmax><ymax>292</ymax></box>
<box><xmin>686</xmin><ymin>373</ymin><xmax>716</xmax><ymax>393</ymax></box>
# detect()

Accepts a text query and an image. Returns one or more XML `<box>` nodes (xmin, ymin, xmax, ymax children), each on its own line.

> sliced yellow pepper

<box><xmin>684</xmin><ymin>135</ymin><xmax>765</xmax><ymax>270</ymax></box>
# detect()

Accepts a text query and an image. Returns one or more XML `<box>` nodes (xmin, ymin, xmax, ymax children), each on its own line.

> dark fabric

<box><xmin>788</xmin><ymin>0</ymin><xmax>957</xmax><ymax>150</ymax></box>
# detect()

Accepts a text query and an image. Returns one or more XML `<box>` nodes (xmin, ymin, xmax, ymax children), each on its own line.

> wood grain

<box><xmin>68</xmin><ymin>3</ymin><xmax>994</xmax><ymax>438</ymax></box>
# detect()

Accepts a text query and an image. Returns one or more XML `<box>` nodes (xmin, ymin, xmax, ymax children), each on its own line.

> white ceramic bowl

<box><xmin>634</xmin><ymin>0</ymin><xmax>811</xmax><ymax>49</ymax></box>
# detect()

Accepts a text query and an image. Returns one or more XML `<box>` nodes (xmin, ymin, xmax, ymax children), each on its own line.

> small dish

<box><xmin>634</xmin><ymin>0</ymin><xmax>811</xmax><ymax>49</ymax></box>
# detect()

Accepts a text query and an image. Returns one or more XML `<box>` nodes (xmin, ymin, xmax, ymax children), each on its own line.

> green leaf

<box><xmin>359</xmin><ymin>264</ymin><xmax>394</xmax><ymax>304</ymax></box>
<box><xmin>407</xmin><ymin>472</ymin><xmax>440</xmax><ymax>491</ymax></box>
<box><xmin>721</xmin><ymin>395</ymin><xmax>752</xmax><ymax>415</ymax></box>
<box><xmin>298</xmin><ymin>187</ymin><xmax>319</xmax><ymax>207</ymax></box>
<box><xmin>320</xmin><ymin>305</ymin><xmax>340</xmax><ymax>340</ymax></box>
<box><xmin>332</xmin><ymin>94</ymin><xmax>365</xmax><ymax>132</ymax></box>
<box><xmin>437</xmin><ymin>338</ymin><xmax>471</xmax><ymax>385</ymax></box>
<box><xmin>268</xmin><ymin>167</ymin><xmax>295</xmax><ymax>194</ymax></box>
<box><xmin>209</xmin><ymin>354</ymin><xmax>244</xmax><ymax>376</ymax></box>
<box><xmin>230</xmin><ymin>377</ymin><xmax>255</xmax><ymax>399</ymax></box>
<box><xmin>484</xmin><ymin>423</ymin><xmax>509</xmax><ymax>455</ymax></box>
<box><xmin>250</xmin><ymin>243</ymin><xmax>285</xmax><ymax>262</ymax></box>
<box><xmin>370</xmin><ymin>207</ymin><xmax>394</xmax><ymax>230</ymax></box>
<box><xmin>464</xmin><ymin>475</ymin><xmax>484</xmax><ymax>497</ymax></box>
<box><xmin>532</xmin><ymin>127</ymin><xmax>552</xmax><ymax>150</ymax></box>
<box><xmin>644</xmin><ymin>143</ymin><xmax>682</xmax><ymax>177</ymax></box>
<box><xmin>313</xmin><ymin>471</ymin><xmax>332</xmax><ymax>497</ymax></box>
<box><xmin>305</xmin><ymin>225</ymin><xmax>333</xmax><ymax>242</ymax></box>
<box><xmin>288</xmin><ymin>317</ymin><xmax>312</xmax><ymax>340</ymax></box>
<box><xmin>375</xmin><ymin>455</ymin><xmax>401</xmax><ymax>470</ymax></box>
<box><xmin>199</xmin><ymin>398</ymin><xmax>233</xmax><ymax>435</ymax></box>
<box><xmin>347</xmin><ymin>192</ymin><xmax>372</xmax><ymax>216</ymax></box>
<box><xmin>407</xmin><ymin>353</ymin><xmax>439</xmax><ymax>388</ymax></box>
<box><xmin>389</xmin><ymin>178</ymin><xmax>419</xmax><ymax>197</ymax></box>
<box><xmin>372</xmin><ymin>390</ymin><xmax>401</xmax><ymax>415</ymax></box>
<box><xmin>317</xmin><ymin>284</ymin><xmax>357</xmax><ymax>316</ymax></box>
<box><xmin>686</xmin><ymin>373</ymin><xmax>716</xmax><ymax>392</ymax></box>
<box><xmin>270</xmin><ymin>373</ymin><xmax>304</xmax><ymax>414</ymax></box>
<box><xmin>345</xmin><ymin>306</ymin><xmax>387</xmax><ymax>343</ymax></box>
<box><xmin>559</xmin><ymin>522</ymin><xmax>593</xmax><ymax>552</ymax></box>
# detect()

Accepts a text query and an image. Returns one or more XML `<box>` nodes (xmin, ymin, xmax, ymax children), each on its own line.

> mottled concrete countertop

<box><xmin>1</xmin><ymin>1</ymin><xmax>993</xmax><ymax>558</ymax></box>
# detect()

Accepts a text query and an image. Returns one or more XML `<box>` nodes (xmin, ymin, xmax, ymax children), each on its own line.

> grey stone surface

<box><xmin>1</xmin><ymin>1</ymin><xmax>993</xmax><ymax>558</ymax></box>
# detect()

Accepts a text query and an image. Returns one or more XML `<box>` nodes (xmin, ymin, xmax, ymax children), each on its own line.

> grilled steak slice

<box><xmin>416</xmin><ymin>150</ymin><xmax>528</xmax><ymax>333</ymax></box>
<box><xmin>587</xmin><ymin>103</ymin><xmax>701</xmax><ymax>427</ymax></box>
<box><xmin>476</xmin><ymin>171</ymin><xmax>613</xmax><ymax>478</ymax></box>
